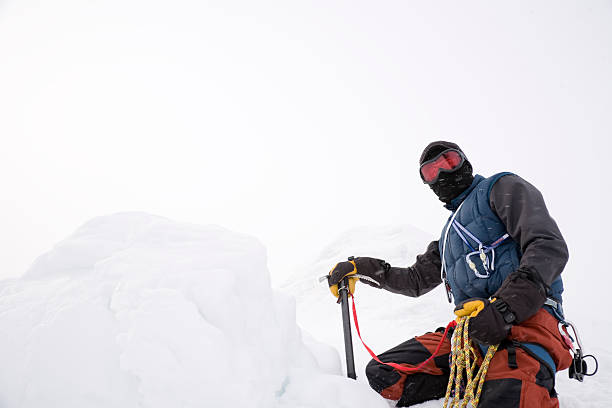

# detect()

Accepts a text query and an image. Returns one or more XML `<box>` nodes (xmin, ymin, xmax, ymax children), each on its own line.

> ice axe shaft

<box><xmin>339</xmin><ymin>276</ymin><xmax>357</xmax><ymax>379</ymax></box>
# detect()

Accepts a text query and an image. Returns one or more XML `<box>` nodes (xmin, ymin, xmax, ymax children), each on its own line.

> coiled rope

<box><xmin>443</xmin><ymin>316</ymin><xmax>498</xmax><ymax>408</ymax></box>
<box><xmin>349</xmin><ymin>295</ymin><xmax>499</xmax><ymax>406</ymax></box>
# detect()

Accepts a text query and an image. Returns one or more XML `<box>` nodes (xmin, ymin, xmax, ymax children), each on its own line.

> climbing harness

<box><xmin>342</xmin><ymin>292</ymin><xmax>595</xmax><ymax>408</ymax></box>
<box><xmin>443</xmin><ymin>316</ymin><xmax>498</xmax><ymax>408</ymax></box>
<box><xmin>451</xmin><ymin>220</ymin><xmax>509</xmax><ymax>278</ymax></box>
<box><xmin>542</xmin><ymin>298</ymin><xmax>598</xmax><ymax>381</ymax></box>
<box><xmin>541</xmin><ymin>297</ymin><xmax>598</xmax><ymax>382</ymax></box>
<box><xmin>440</xmin><ymin>202</ymin><xmax>510</xmax><ymax>302</ymax></box>
<box><xmin>566</xmin><ymin>330</ymin><xmax>598</xmax><ymax>382</ymax></box>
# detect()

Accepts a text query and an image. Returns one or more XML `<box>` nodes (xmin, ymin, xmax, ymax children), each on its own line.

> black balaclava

<box><xmin>419</xmin><ymin>141</ymin><xmax>474</xmax><ymax>205</ymax></box>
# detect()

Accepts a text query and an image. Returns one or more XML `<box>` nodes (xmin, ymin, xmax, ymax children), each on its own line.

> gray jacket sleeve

<box><xmin>377</xmin><ymin>240</ymin><xmax>443</xmax><ymax>297</ymax></box>
<box><xmin>490</xmin><ymin>174</ymin><xmax>569</xmax><ymax>287</ymax></box>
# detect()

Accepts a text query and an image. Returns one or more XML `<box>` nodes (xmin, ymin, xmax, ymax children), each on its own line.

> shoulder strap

<box><xmin>440</xmin><ymin>200</ymin><xmax>466</xmax><ymax>302</ymax></box>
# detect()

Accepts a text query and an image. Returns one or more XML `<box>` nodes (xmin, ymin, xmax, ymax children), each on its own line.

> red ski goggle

<box><xmin>420</xmin><ymin>149</ymin><xmax>465</xmax><ymax>184</ymax></box>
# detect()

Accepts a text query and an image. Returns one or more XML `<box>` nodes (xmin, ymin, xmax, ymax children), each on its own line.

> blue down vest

<box><xmin>438</xmin><ymin>173</ymin><xmax>564</xmax><ymax>305</ymax></box>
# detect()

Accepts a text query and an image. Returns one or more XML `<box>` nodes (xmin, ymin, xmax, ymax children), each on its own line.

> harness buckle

<box><xmin>569</xmin><ymin>348</ymin><xmax>598</xmax><ymax>381</ymax></box>
<box><xmin>444</xmin><ymin>279</ymin><xmax>453</xmax><ymax>303</ymax></box>
<box><xmin>552</xmin><ymin>312</ymin><xmax>600</xmax><ymax>382</ymax></box>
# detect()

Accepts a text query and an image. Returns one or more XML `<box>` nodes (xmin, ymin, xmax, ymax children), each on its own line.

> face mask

<box><xmin>429</xmin><ymin>161</ymin><xmax>474</xmax><ymax>204</ymax></box>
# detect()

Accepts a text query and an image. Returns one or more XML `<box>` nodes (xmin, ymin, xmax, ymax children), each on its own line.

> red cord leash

<box><xmin>350</xmin><ymin>294</ymin><xmax>456</xmax><ymax>373</ymax></box>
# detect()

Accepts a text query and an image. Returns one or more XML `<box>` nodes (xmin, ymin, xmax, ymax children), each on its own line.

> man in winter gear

<box><xmin>327</xmin><ymin>141</ymin><xmax>572</xmax><ymax>407</ymax></box>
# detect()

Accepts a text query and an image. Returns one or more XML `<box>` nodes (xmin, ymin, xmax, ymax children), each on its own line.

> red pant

<box><xmin>365</xmin><ymin>310</ymin><xmax>572</xmax><ymax>407</ymax></box>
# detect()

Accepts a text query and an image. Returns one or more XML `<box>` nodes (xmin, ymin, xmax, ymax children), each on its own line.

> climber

<box><xmin>328</xmin><ymin>141</ymin><xmax>572</xmax><ymax>407</ymax></box>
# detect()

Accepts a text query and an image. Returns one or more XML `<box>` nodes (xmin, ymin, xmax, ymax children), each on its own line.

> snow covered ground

<box><xmin>0</xmin><ymin>214</ymin><xmax>608</xmax><ymax>407</ymax></box>
<box><xmin>0</xmin><ymin>213</ymin><xmax>386</xmax><ymax>408</ymax></box>
<box><xmin>286</xmin><ymin>225</ymin><xmax>612</xmax><ymax>408</ymax></box>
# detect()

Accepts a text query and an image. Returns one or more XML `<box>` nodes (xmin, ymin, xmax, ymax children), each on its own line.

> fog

<box><xmin>1</xmin><ymin>1</ymin><xmax>610</xmax><ymax>317</ymax></box>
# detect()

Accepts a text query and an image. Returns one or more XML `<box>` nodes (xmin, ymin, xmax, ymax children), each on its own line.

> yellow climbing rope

<box><xmin>443</xmin><ymin>317</ymin><xmax>499</xmax><ymax>408</ymax></box>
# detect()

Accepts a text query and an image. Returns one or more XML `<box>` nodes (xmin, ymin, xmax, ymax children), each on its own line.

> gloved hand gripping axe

<box><xmin>320</xmin><ymin>256</ymin><xmax>358</xmax><ymax>379</ymax></box>
<box><xmin>322</xmin><ymin>256</ymin><xmax>387</xmax><ymax>379</ymax></box>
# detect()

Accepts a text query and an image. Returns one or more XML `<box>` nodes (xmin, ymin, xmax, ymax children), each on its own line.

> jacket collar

<box><xmin>444</xmin><ymin>174</ymin><xmax>485</xmax><ymax>211</ymax></box>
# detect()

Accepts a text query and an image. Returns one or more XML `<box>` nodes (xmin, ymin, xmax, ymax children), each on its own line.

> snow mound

<box><xmin>0</xmin><ymin>213</ymin><xmax>387</xmax><ymax>408</ymax></box>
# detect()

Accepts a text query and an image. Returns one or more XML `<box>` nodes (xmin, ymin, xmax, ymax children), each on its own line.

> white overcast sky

<box><xmin>1</xmin><ymin>0</ymin><xmax>611</xmax><ymax>309</ymax></box>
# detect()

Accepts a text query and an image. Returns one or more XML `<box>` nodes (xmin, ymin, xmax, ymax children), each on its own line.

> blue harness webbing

<box><xmin>451</xmin><ymin>219</ymin><xmax>510</xmax><ymax>278</ymax></box>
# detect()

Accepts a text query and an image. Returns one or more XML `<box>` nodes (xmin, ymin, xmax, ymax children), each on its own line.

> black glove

<box><xmin>454</xmin><ymin>267</ymin><xmax>549</xmax><ymax>345</ymax></box>
<box><xmin>328</xmin><ymin>257</ymin><xmax>389</xmax><ymax>298</ymax></box>
<box><xmin>493</xmin><ymin>267</ymin><xmax>548</xmax><ymax>323</ymax></box>
<box><xmin>454</xmin><ymin>298</ymin><xmax>514</xmax><ymax>345</ymax></box>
